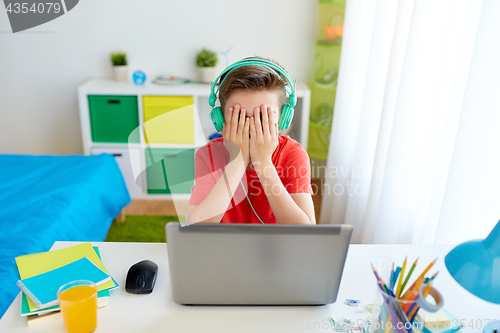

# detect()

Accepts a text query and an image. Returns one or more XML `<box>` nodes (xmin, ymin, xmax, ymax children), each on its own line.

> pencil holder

<box><xmin>371</xmin><ymin>287</ymin><xmax>423</xmax><ymax>333</ymax></box>
<box><xmin>370</xmin><ymin>256</ymin><xmax>445</xmax><ymax>333</ymax></box>
<box><xmin>370</xmin><ymin>257</ymin><xmax>423</xmax><ymax>333</ymax></box>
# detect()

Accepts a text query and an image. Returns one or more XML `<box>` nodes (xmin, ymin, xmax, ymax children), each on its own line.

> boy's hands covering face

<box><xmin>221</xmin><ymin>104</ymin><xmax>250</xmax><ymax>165</ymax></box>
<box><xmin>249</xmin><ymin>105</ymin><xmax>279</xmax><ymax>165</ymax></box>
<box><xmin>222</xmin><ymin>103</ymin><xmax>278</xmax><ymax>167</ymax></box>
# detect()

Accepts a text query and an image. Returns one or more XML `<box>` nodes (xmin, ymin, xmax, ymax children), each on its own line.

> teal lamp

<box><xmin>445</xmin><ymin>219</ymin><xmax>500</xmax><ymax>332</ymax></box>
<box><xmin>445</xmin><ymin>219</ymin><xmax>500</xmax><ymax>303</ymax></box>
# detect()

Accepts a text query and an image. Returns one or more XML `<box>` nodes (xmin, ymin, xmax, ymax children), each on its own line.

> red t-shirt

<box><xmin>189</xmin><ymin>135</ymin><xmax>313</xmax><ymax>224</ymax></box>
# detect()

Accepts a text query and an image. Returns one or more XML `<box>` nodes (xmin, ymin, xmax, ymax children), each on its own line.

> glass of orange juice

<box><xmin>57</xmin><ymin>280</ymin><xmax>97</xmax><ymax>333</ymax></box>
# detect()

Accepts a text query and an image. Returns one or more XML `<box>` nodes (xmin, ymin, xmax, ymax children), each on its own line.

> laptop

<box><xmin>165</xmin><ymin>222</ymin><xmax>353</xmax><ymax>305</ymax></box>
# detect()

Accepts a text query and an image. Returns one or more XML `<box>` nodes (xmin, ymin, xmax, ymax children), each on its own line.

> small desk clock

<box><xmin>132</xmin><ymin>71</ymin><xmax>146</xmax><ymax>85</ymax></box>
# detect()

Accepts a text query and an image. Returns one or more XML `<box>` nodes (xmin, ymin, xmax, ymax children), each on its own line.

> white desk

<box><xmin>1</xmin><ymin>242</ymin><xmax>498</xmax><ymax>332</ymax></box>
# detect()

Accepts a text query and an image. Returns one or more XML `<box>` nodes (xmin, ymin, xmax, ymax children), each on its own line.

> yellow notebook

<box><xmin>15</xmin><ymin>242</ymin><xmax>116</xmax><ymax>311</ymax></box>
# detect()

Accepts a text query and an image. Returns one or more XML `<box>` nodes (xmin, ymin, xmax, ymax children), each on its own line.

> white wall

<box><xmin>0</xmin><ymin>0</ymin><xmax>317</xmax><ymax>155</ymax></box>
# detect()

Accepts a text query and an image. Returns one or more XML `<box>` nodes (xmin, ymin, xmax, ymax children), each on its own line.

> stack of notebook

<box><xmin>14</xmin><ymin>242</ymin><xmax>119</xmax><ymax>326</ymax></box>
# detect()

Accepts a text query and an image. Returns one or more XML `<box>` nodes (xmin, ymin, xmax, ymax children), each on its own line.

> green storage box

<box><xmin>310</xmin><ymin>82</ymin><xmax>337</xmax><ymax>119</ymax></box>
<box><xmin>318</xmin><ymin>1</ymin><xmax>345</xmax><ymax>43</ymax></box>
<box><xmin>308</xmin><ymin>122</ymin><xmax>332</xmax><ymax>160</ymax></box>
<box><xmin>88</xmin><ymin>95</ymin><xmax>140</xmax><ymax>143</ymax></box>
<box><xmin>308</xmin><ymin>82</ymin><xmax>336</xmax><ymax>160</ymax></box>
<box><xmin>145</xmin><ymin>148</ymin><xmax>194</xmax><ymax>194</ymax></box>
<box><xmin>312</xmin><ymin>44</ymin><xmax>342</xmax><ymax>87</ymax></box>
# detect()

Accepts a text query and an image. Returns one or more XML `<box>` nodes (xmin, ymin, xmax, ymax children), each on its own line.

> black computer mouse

<box><xmin>125</xmin><ymin>260</ymin><xmax>158</xmax><ymax>294</ymax></box>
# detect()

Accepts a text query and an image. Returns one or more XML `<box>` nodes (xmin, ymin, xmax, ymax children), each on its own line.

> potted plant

<box><xmin>111</xmin><ymin>52</ymin><xmax>129</xmax><ymax>82</ymax></box>
<box><xmin>196</xmin><ymin>48</ymin><xmax>218</xmax><ymax>83</ymax></box>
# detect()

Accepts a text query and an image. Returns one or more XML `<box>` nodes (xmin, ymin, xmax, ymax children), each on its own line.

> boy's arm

<box><xmin>186</xmin><ymin>152</ymin><xmax>247</xmax><ymax>223</ymax></box>
<box><xmin>253</xmin><ymin>160</ymin><xmax>316</xmax><ymax>224</ymax></box>
<box><xmin>250</xmin><ymin>105</ymin><xmax>315</xmax><ymax>225</ymax></box>
<box><xmin>186</xmin><ymin>106</ymin><xmax>250</xmax><ymax>223</ymax></box>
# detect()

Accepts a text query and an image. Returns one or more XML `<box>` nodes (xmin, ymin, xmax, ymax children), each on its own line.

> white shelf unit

<box><xmin>78</xmin><ymin>79</ymin><xmax>311</xmax><ymax>199</ymax></box>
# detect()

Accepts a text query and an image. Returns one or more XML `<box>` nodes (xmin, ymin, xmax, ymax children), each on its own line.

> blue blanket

<box><xmin>0</xmin><ymin>154</ymin><xmax>130</xmax><ymax>318</ymax></box>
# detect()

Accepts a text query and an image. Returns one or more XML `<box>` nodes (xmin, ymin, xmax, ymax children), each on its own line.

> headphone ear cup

<box><xmin>210</xmin><ymin>107</ymin><xmax>225</xmax><ymax>132</ymax></box>
<box><xmin>278</xmin><ymin>104</ymin><xmax>294</xmax><ymax>130</ymax></box>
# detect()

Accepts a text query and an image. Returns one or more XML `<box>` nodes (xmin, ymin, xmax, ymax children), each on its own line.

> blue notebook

<box><xmin>16</xmin><ymin>257</ymin><xmax>111</xmax><ymax>309</ymax></box>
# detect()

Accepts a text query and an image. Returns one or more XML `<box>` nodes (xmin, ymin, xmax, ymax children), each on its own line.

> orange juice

<box><xmin>58</xmin><ymin>284</ymin><xmax>97</xmax><ymax>333</ymax></box>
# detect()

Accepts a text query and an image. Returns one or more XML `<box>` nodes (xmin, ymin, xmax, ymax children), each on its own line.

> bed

<box><xmin>0</xmin><ymin>154</ymin><xmax>131</xmax><ymax>318</ymax></box>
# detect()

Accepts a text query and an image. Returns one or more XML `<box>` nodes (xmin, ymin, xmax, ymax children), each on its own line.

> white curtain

<box><xmin>319</xmin><ymin>0</ymin><xmax>500</xmax><ymax>245</ymax></box>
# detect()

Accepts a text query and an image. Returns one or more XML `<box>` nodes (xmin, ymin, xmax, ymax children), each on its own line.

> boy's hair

<box><xmin>218</xmin><ymin>56</ymin><xmax>288</xmax><ymax>113</ymax></box>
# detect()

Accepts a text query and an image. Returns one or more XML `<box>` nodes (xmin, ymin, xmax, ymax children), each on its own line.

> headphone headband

<box><xmin>209</xmin><ymin>58</ymin><xmax>296</xmax><ymax>108</ymax></box>
<box><xmin>209</xmin><ymin>57</ymin><xmax>296</xmax><ymax>132</ymax></box>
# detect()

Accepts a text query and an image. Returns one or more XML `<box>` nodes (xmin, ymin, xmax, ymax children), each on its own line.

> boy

<box><xmin>186</xmin><ymin>57</ymin><xmax>315</xmax><ymax>224</ymax></box>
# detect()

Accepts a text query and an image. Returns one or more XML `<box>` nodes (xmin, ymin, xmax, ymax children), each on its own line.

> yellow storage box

<box><xmin>143</xmin><ymin>96</ymin><xmax>194</xmax><ymax>144</ymax></box>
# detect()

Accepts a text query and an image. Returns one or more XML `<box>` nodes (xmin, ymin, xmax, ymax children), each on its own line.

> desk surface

<box><xmin>1</xmin><ymin>242</ymin><xmax>498</xmax><ymax>332</ymax></box>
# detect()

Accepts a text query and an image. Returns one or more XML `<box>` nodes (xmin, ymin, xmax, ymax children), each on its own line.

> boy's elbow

<box><xmin>302</xmin><ymin>217</ymin><xmax>316</xmax><ymax>225</ymax></box>
<box><xmin>186</xmin><ymin>212</ymin><xmax>220</xmax><ymax>224</ymax></box>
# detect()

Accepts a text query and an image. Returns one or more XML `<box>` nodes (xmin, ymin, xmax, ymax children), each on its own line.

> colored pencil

<box><xmin>403</xmin><ymin>288</ymin><xmax>420</xmax><ymax>313</ymax></box>
<box><xmin>407</xmin><ymin>273</ymin><xmax>439</xmax><ymax>318</ymax></box>
<box><xmin>372</xmin><ymin>264</ymin><xmax>413</xmax><ymax>333</ymax></box>
<box><xmin>377</xmin><ymin>282</ymin><xmax>407</xmax><ymax>333</ymax></box>
<box><xmin>396</xmin><ymin>256</ymin><xmax>407</xmax><ymax>298</ymax></box>
<box><xmin>371</xmin><ymin>263</ymin><xmax>383</xmax><ymax>281</ymax></box>
<box><xmin>407</xmin><ymin>282</ymin><xmax>431</xmax><ymax>319</ymax></box>
<box><xmin>402</xmin><ymin>277</ymin><xmax>425</xmax><ymax>313</ymax></box>
<box><xmin>400</xmin><ymin>257</ymin><xmax>418</xmax><ymax>295</ymax></box>
<box><xmin>390</xmin><ymin>262</ymin><xmax>395</xmax><ymax>290</ymax></box>
<box><xmin>384</xmin><ymin>314</ymin><xmax>392</xmax><ymax>333</ymax></box>
<box><xmin>404</xmin><ymin>277</ymin><xmax>429</xmax><ymax>315</ymax></box>
<box><xmin>407</xmin><ymin>272</ymin><xmax>439</xmax><ymax>319</ymax></box>
<box><xmin>406</xmin><ymin>301</ymin><xmax>418</xmax><ymax>318</ymax></box>
<box><xmin>392</xmin><ymin>266</ymin><xmax>401</xmax><ymax>291</ymax></box>
<box><xmin>401</xmin><ymin>258</ymin><xmax>437</xmax><ymax>300</ymax></box>
<box><xmin>371</xmin><ymin>265</ymin><xmax>393</xmax><ymax>298</ymax></box>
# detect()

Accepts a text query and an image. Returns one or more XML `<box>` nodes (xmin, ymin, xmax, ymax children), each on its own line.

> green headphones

<box><xmin>209</xmin><ymin>58</ymin><xmax>297</xmax><ymax>132</ymax></box>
